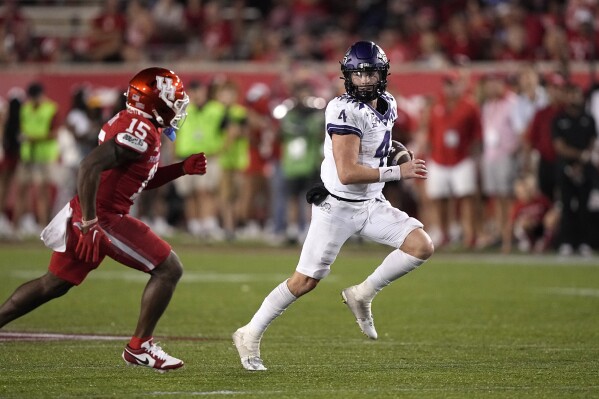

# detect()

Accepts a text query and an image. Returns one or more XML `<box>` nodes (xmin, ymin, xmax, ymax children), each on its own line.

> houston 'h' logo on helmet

<box><xmin>156</xmin><ymin>76</ymin><xmax>175</xmax><ymax>101</ymax></box>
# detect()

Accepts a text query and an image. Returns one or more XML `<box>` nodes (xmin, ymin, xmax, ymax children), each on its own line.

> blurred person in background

<box><xmin>173</xmin><ymin>80</ymin><xmax>224</xmax><ymax>239</ymax></box>
<box><xmin>511</xmin><ymin>65</ymin><xmax>548</xmax><ymax>148</ymax></box>
<box><xmin>0</xmin><ymin>0</ymin><xmax>33</xmax><ymax>63</ymax></box>
<box><xmin>196</xmin><ymin>0</ymin><xmax>236</xmax><ymax>61</ymax></box>
<box><xmin>151</xmin><ymin>0</ymin><xmax>186</xmax><ymax>48</ymax></box>
<box><xmin>278</xmin><ymin>81</ymin><xmax>324</xmax><ymax>244</ymax></box>
<box><xmin>479</xmin><ymin>72</ymin><xmax>519</xmax><ymax>251</ymax></box>
<box><xmin>239</xmin><ymin>83</ymin><xmax>278</xmax><ymax>240</ymax></box>
<box><xmin>55</xmin><ymin>86</ymin><xmax>102</xmax><ymax>213</ymax></box>
<box><xmin>523</xmin><ymin>72</ymin><xmax>567</xmax><ymax>202</ymax></box>
<box><xmin>87</xmin><ymin>0</ymin><xmax>126</xmax><ymax>62</ymax></box>
<box><xmin>552</xmin><ymin>83</ymin><xmax>597</xmax><ymax>257</ymax></box>
<box><xmin>0</xmin><ymin>88</ymin><xmax>23</xmax><ymax>237</ymax></box>
<box><xmin>216</xmin><ymin>80</ymin><xmax>248</xmax><ymax>240</ymax></box>
<box><xmin>425</xmin><ymin>72</ymin><xmax>482</xmax><ymax>249</ymax></box>
<box><xmin>503</xmin><ymin>174</ymin><xmax>557</xmax><ymax>254</ymax></box>
<box><xmin>122</xmin><ymin>0</ymin><xmax>155</xmax><ymax>62</ymax></box>
<box><xmin>12</xmin><ymin>82</ymin><xmax>59</xmax><ymax>237</ymax></box>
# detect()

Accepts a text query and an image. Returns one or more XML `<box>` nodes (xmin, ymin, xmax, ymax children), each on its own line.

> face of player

<box><xmin>351</xmin><ymin>70</ymin><xmax>380</xmax><ymax>85</ymax></box>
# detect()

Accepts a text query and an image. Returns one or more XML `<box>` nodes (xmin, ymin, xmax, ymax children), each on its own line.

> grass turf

<box><xmin>0</xmin><ymin>241</ymin><xmax>598</xmax><ymax>398</ymax></box>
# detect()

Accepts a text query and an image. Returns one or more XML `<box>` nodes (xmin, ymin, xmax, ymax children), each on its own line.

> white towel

<box><xmin>40</xmin><ymin>203</ymin><xmax>73</xmax><ymax>252</ymax></box>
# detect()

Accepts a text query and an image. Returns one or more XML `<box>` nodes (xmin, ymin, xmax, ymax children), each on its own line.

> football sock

<box><xmin>203</xmin><ymin>217</ymin><xmax>220</xmax><ymax>232</ymax></box>
<box><xmin>247</xmin><ymin>279</ymin><xmax>297</xmax><ymax>335</ymax></box>
<box><xmin>187</xmin><ymin>219</ymin><xmax>202</xmax><ymax>236</ymax></box>
<box><xmin>129</xmin><ymin>336</ymin><xmax>152</xmax><ymax>349</ymax></box>
<box><xmin>362</xmin><ymin>250</ymin><xmax>425</xmax><ymax>300</ymax></box>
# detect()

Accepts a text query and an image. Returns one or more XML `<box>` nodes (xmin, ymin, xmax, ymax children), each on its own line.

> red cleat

<box><xmin>122</xmin><ymin>340</ymin><xmax>183</xmax><ymax>373</ymax></box>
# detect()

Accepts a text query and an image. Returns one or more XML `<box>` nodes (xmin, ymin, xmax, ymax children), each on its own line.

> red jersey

<box><xmin>428</xmin><ymin>97</ymin><xmax>482</xmax><ymax>166</ymax></box>
<box><xmin>525</xmin><ymin>104</ymin><xmax>561</xmax><ymax>162</ymax></box>
<box><xmin>72</xmin><ymin>110</ymin><xmax>162</xmax><ymax>216</ymax></box>
<box><xmin>510</xmin><ymin>194</ymin><xmax>552</xmax><ymax>224</ymax></box>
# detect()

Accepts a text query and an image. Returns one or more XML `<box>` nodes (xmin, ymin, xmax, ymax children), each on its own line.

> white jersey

<box><xmin>321</xmin><ymin>92</ymin><xmax>398</xmax><ymax>200</ymax></box>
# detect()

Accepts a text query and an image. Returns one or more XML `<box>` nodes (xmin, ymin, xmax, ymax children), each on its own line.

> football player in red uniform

<box><xmin>0</xmin><ymin>67</ymin><xmax>207</xmax><ymax>372</ymax></box>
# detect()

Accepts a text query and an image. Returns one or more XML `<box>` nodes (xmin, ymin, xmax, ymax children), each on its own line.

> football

<box><xmin>387</xmin><ymin>140</ymin><xmax>412</xmax><ymax>166</ymax></box>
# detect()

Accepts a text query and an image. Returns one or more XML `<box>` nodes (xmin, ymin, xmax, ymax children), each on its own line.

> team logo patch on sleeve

<box><xmin>116</xmin><ymin>132</ymin><xmax>148</xmax><ymax>153</ymax></box>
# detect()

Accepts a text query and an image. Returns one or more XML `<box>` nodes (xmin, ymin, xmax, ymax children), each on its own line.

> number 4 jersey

<box><xmin>322</xmin><ymin>92</ymin><xmax>398</xmax><ymax>200</ymax></box>
<box><xmin>75</xmin><ymin>110</ymin><xmax>162</xmax><ymax>215</ymax></box>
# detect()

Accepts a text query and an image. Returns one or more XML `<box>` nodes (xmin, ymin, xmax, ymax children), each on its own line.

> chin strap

<box><xmin>152</xmin><ymin>109</ymin><xmax>164</xmax><ymax>126</ymax></box>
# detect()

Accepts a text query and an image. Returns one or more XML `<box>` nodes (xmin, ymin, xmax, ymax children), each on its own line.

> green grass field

<box><xmin>0</xmin><ymin>241</ymin><xmax>598</xmax><ymax>398</ymax></box>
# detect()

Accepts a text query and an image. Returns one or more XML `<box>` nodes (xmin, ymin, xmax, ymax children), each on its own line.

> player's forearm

<box><xmin>336</xmin><ymin>163</ymin><xmax>382</xmax><ymax>185</ymax></box>
<box><xmin>144</xmin><ymin>162</ymin><xmax>185</xmax><ymax>190</ymax></box>
<box><xmin>77</xmin><ymin>157</ymin><xmax>103</xmax><ymax>220</ymax></box>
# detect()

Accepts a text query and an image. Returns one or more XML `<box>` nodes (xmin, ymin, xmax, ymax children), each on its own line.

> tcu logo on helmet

<box><xmin>156</xmin><ymin>76</ymin><xmax>176</xmax><ymax>101</ymax></box>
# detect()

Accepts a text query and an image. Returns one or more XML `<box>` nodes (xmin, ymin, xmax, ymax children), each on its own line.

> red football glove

<box><xmin>75</xmin><ymin>220</ymin><xmax>110</xmax><ymax>263</ymax></box>
<box><xmin>182</xmin><ymin>153</ymin><xmax>207</xmax><ymax>175</ymax></box>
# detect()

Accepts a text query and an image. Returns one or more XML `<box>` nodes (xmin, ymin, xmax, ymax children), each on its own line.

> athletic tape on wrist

<box><xmin>378</xmin><ymin>166</ymin><xmax>401</xmax><ymax>182</ymax></box>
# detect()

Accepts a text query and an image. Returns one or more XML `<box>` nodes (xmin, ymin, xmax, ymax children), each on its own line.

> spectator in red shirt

<box><xmin>425</xmin><ymin>71</ymin><xmax>482</xmax><ymax>248</ymax></box>
<box><xmin>199</xmin><ymin>1</ymin><xmax>235</xmax><ymax>60</ymax></box>
<box><xmin>87</xmin><ymin>0</ymin><xmax>126</xmax><ymax>62</ymax></box>
<box><xmin>0</xmin><ymin>0</ymin><xmax>33</xmax><ymax>62</ymax></box>
<box><xmin>504</xmin><ymin>174</ymin><xmax>557</xmax><ymax>253</ymax></box>
<box><xmin>122</xmin><ymin>0</ymin><xmax>154</xmax><ymax>62</ymax></box>
<box><xmin>523</xmin><ymin>72</ymin><xmax>566</xmax><ymax>201</ymax></box>
<box><xmin>440</xmin><ymin>13</ymin><xmax>481</xmax><ymax>63</ymax></box>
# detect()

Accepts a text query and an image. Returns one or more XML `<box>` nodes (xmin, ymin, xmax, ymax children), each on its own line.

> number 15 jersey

<box><xmin>74</xmin><ymin>110</ymin><xmax>162</xmax><ymax>216</ymax></box>
<box><xmin>321</xmin><ymin>92</ymin><xmax>397</xmax><ymax>200</ymax></box>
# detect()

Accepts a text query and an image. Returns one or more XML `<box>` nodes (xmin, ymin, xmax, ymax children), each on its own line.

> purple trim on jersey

<box><xmin>364</xmin><ymin>95</ymin><xmax>396</xmax><ymax>125</ymax></box>
<box><xmin>326</xmin><ymin>123</ymin><xmax>363</xmax><ymax>137</ymax></box>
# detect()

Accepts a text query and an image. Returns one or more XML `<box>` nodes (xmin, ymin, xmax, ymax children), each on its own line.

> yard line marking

<box><xmin>9</xmin><ymin>269</ymin><xmax>340</xmax><ymax>283</ymax></box>
<box><xmin>9</xmin><ymin>270</ymin><xmax>293</xmax><ymax>283</ymax></box>
<box><xmin>436</xmin><ymin>253</ymin><xmax>599</xmax><ymax>266</ymax></box>
<box><xmin>0</xmin><ymin>331</ymin><xmax>228</xmax><ymax>342</ymax></box>
<box><xmin>151</xmin><ymin>391</ymin><xmax>267</xmax><ymax>396</ymax></box>
<box><xmin>544</xmin><ymin>287</ymin><xmax>599</xmax><ymax>297</ymax></box>
<box><xmin>0</xmin><ymin>332</ymin><xmax>129</xmax><ymax>341</ymax></box>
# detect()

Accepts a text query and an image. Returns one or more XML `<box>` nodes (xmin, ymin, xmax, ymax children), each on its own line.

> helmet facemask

<box><xmin>343</xmin><ymin>69</ymin><xmax>386</xmax><ymax>102</ymax></box>
<box><xmin>160</xmin><ymin>92</ymin><xmax>189</xmax><ymax>130</ymax></box>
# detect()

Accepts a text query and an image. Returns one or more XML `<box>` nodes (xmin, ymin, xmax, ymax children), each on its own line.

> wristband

<box><xmin>81</xmin><ymin>217</ymin><xmax>98</xmax><ymax>228</ymax></box>
<box><xmin>378</xmin><ymin>166</ymin><xmax>401</xmax><ymax>182</ymax></box>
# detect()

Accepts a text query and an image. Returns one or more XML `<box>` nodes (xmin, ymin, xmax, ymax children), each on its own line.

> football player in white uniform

<box><xmin>233</xmin><ymin>41</ymin><xmax>434</xmax><ymax>371</ymax></box>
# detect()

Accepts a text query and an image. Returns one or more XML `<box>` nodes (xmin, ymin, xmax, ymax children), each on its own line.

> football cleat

<box><xmin>122</xmin><ymin>340</ymin><xmax>184</xmax><ymax>373</ymax></box>
<box><xmin>341</xmin><ymin>286</ymin><xmax>378</xmax><ymax>340</ymax></box>
<box><xmin>232</xmin><ymin>326</ymin><xmax>267</xmax><ymax>371</ymax></box>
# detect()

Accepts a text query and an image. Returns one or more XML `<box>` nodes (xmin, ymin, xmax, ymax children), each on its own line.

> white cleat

<box><xmin>341</xmin><ymin>286</ymin><xmax>378</xmax><ymax>340</ymax></box>
<box><xmin>232</xmin><ymin>326</ymin><xmax>267</xmax><ymax>371</ymax></box>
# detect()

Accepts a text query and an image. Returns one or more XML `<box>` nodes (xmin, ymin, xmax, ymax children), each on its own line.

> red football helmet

<box><xmin>125</xmin><ymin>67</ymin><xmax>189</xmax><ymax>130</ymax></box>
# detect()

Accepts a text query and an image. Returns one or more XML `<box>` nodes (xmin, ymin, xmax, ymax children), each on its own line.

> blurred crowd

<box><xmin>1</xmin><ymin>61</ymin><xmax>599</xmax><ymax>257</ymax></box>
<box><xmin>0</xmin><ymin>0</ymin><xmax>599</xmax><ymax>256</ymax></box>
<box><xmin>1</xmin><ymin>0</ymin><xmax>599</xmax><ymax>65</ymax></box>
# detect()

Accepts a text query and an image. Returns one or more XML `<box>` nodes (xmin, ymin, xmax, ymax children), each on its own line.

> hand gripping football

<box><xmin>387</xmin><ymin>140</ymin><xmax>413</xmax><ymax>166</ymax></box>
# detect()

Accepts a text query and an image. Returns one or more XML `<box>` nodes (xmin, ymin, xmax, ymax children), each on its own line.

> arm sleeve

<box><xmin>144</xmin><ymin>162</ymin><xmax>185</xmax><ymax>190</ymax></box>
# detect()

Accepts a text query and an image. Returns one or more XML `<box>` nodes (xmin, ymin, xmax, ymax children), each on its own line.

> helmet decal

<box><xmin>156</xmin><ymin>76</ymin><xmax>176</xmax><ymax>101</ymax></box>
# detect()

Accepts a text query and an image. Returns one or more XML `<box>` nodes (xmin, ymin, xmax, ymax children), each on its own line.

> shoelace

<box><xmin>146</xmin><ymin>342</ymin><xmax>168</xmax><ymax>361</ymax></box>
